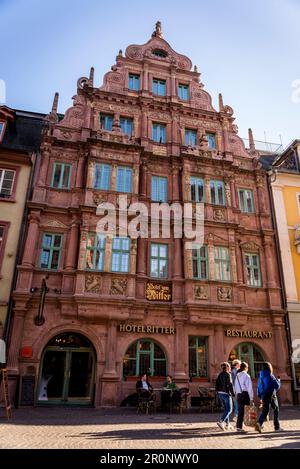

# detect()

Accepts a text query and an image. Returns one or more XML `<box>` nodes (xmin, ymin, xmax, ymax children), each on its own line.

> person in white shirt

<box><xmin>234</xmin><ymin>361</ymin><xmax>254</xmax><ymax>432</ymax></box>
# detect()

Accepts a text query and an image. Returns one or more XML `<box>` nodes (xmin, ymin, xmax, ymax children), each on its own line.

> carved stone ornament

<box><xmin>110</xmin><ymin>278</ymin><xmax>127</xmax><ymax>295</ymax></box>
<box><xmin>217</xmin><ymin>286</ymin><xmax>232</xmax><ymax>302</ymax></box>
<box><xmin>240</xmin><ymin>241</ymin><xmax>260</xmax><ymax>252</ymax></box>
<box><xmin>85</xmin><ymin>274</ymin><xmax>102</xmax><ymax>293</ymax></box>
<box><xmin>213</xmin><ymin>208</ymin><xmax>225</xmax><ymax>222</ymax></box>
<box><xmin>93</xmin><ymin>192</ymin><xmax>108</xmax><ymax>206</ymax></box>
<box><xmin>194</xmin><ymin>285</ymin><xmax>209</xmax><ymax>300</ymax></box>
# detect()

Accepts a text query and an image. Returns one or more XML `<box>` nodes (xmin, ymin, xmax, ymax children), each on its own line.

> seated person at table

<box><xmin>161</xmin><ymin>375</ymin><xmax>181</xmax><ymax>408</ymax></box>
<box><xmin>136</xmin><ymin>373</ymin><xmax>153</xmax><ymax>398</ymax></box>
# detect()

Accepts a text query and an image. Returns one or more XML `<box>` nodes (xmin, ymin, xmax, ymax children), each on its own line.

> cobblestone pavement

<box><xmin>0</xmin><ymin>406</ymin><xmax>299</xmax><ymax>449</ymax></box>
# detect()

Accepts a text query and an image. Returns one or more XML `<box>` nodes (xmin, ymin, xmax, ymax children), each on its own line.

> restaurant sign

<box><xmin>146</xmin><ymin>282</ymin><xmax>172</xmax><ymax>301</ymax></box>
<box><xmin>225</xmin><ymin>329</ymin><xmax>272</xmax><ymax>339</ymax></box>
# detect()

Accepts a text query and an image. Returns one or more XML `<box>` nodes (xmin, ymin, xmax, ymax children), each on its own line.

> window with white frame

<box><xmin>214</xmin><ymin>246</ymin><xmax>231</xmax><ymax>281</ymax></box>
<box><xmin>0</xmin><ymin>168</ymin><xmax>15</xmax><ymax>198</ymax></box>
<box><xmin>111</xmin><ymin>237</ymin><xmax>130</xmax><ymax>272</ymax></box>
<box><xmin>245</xmin><ymin>252</ymin><xmax>262</xmax><ymax>287</ymax></box>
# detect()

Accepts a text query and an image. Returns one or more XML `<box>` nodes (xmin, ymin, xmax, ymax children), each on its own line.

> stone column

<box><xmin>236</xmin><ymin>243</ymin><xmax>244</xmax><ymax>284</ymax></box>
<box><xmin>111</xmin><ymin>164</ymin><xmax>117</xmax><ymax>192</ymax></box>
<box><xmin>78</xmin><ymin>221</ymin><xmax>88</xmax><ymax>270</ymax></box>
<box><xmin>75</xmin><ymin>153</ymin><xmax>85</xmax><ymax>188</ymax></box>
<box><xmin>171</xmin><ymin>116</ymin><xmax>178</xmax><ymax>144</ymax></box>
<box><xmin>229</xmin><ymin>245</ymin><xmax>237</xmax><ymax>283</ymax></box>
<box><xmin>173</xmin><ymin>238</ymin><xmax>182</xmax><ymax>279</ymax></box>
<box><xmin>140</xmin><ymin>160</ymin><xmax>147</xmax><ymax>197</ymax></box>
<box><xmin>65</xmin><ymin>218</ymin><xmax>79</xmax><ymax>271</ymax></box>
<box><xmin>86</xmin><ymin>160</ymin><xmax>94</xmax><ymax>189</ymax></box>
<box><xmin>130</xmin><ymin>239</ymin><xmax>137</xmax><ymax>275</ymax></box>
<box><xmin>22</xmin><ymin>211</ymin><xmax>40</xmax><ymax>267</ymax></box>
<box><xmin>133</xmin><ymin>164</ymin><xmax>139</xmax><ymax>194</ymax></box>
<box><xmin>38</xmin><ymin>146</ymin><xmax>50</xmax><ymax>186</ymax></box>
<box><xmin>171</xmin><ymin>71</ymin><xmax>176</xmax><ymax>97</ymax></box>
<box><xmin>184</xmin><ymin>245</ymin><xmax>193</xmax><ymax>279</ymax></box>
<box><xmin>172</xmin><ymin>166</ymin><xmax>179</xmax><ymax>202</ymax></box>
<box><xmin>204</xmin><ymin>177</ymin><xmax>211</xmax><ymax>204</ymax></box>
<box><xmin>103</xmin><ymin>321</ymin><xmax>118</xmax><ymax>377</ymax></box>
<box><xmin>230</xmin><ymin>177</ymin><xmax>237</xmax><ymax>208</ymax></box>
<box><xmin>208</xmin><ymin>235</ymin><xmax>215</xmax><ymax>281</ymax></box>
<box><xmin>182</xmin><ymin>169</ymin><xmax>189</xmax><ymax>202</ymax></box>
<box><xmin>256</xmin><ymin>174</ymin><xmax>267</xmax><ymax>214</ymax></box>
<box><xmin>142</xmin><ymin>64</ymin><xmax>149</xmax><ymax>91</ymax></box>
<box><xmin>263</xmin><ymin>237</ymin><xmax>276</xmax><ymax>288</ymax></box>
<box><xmin>222</xmin><ymin>119</ymin><xmax>230</xmax><ymax>153</ymax></box>
<box><xmin>272</xmin><ymin>322</ymin><xmax>288</xmax><ymax>375</ymax></box>
<box><xmin>174</xmin><ymin>321</ymin><xmax>186</xmax><ymax>379</ymax></box>
<box><xmin>141</xmin><ymin>112</ymin><xmax>148</xmax><ymax>139</ymax></box>
<box><xmin>7</xmin><ymin>308</ymin><xmax>26</xmax><ymax>372</ymax></box>
<box><xmin>214</xmin><ymin>325</ymin><xmax>225</xmax><ymax>370</ymax></box>
<box><xmin>137</xmin><ymin>237</ymin><xmax>146</xmax><ymax>275</ymax></box>
<box><xmin>224</xmin><ymin>178</ymin><xmax>232</xmax><ymax>207</ymax></box>
<box><xmin>104</xmin><ymin>236</ymin><xmax>112</xmax><ymax>272</ymax></box>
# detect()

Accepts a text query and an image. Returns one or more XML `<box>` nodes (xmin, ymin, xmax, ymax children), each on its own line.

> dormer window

<box><xmin>0</xmin><ymin>122</ymin><xmax>6</xmax><ymax>143</ymax></box>
<box><xmin>152</xmin><ymin>49</ymin><xmax>167</xmax><ymax>58</ymax></box>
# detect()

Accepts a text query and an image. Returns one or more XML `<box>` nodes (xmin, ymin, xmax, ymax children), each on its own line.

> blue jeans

<box><xmin>218</xmin><ymin>393</ymin><xmax>233</xmax><ymax>424</ymax></box>
<box><xmin>258</xmin><ymin>393</ymin><xmax>280</xmax><ymax>430</ymax></box>
<box><xmin>233</xmin><ymin>398</ymin><xmax>239</xmax><ymax>417</ymax></box>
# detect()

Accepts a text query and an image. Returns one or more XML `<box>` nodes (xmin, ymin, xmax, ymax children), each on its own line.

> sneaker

<box><xmin>274</xmin><ymin>427</ymin><xmax>284</xmax><ymax>432</ymax></box>
<box><xmin>226</xmin><ymin>423</ymin><xmax>234</xmax><ymax>430</ymax></box>
<box><xmin>255</xmin><ymin>422</ymin><xmax>262</xmax><ymax>433</ymax></box>
<box><xmin>217</xmin><ymin>421</ymin><xmax>226</xmax><ymax>431</ymax></box>
<box><xmin>236</xmin><ymin>428</ymin><xmax>246</xmax><ymax>433</ymax></box>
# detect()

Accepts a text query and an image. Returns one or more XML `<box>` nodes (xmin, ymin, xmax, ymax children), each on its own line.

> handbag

<box><xmin>244</xmin><ymin>403</ymin><xmax>258</xmax><ymax>427</ymax></box>
<box><xmin>236</xmin><ymin>374</ymin><xmax>249</xmax><ymax>404</ymax></box>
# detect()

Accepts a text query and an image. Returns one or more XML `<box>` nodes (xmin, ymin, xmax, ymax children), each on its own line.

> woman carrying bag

<box><xmin>234</xmin><ymin>362</ymin><xmax>254</xmax><ymax>432</ymax></box>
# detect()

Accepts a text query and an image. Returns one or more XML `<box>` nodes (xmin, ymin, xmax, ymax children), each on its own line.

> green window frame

<box><xmin>128</xmin><ymin>74</ymin><xmax>140</xmax><ymax>91</ymax></box>
<box><xmin>150</xmin><ymin>243</ymin><xmax>168</xmax><ymax>279</ymax></box>
<box><xmin>210</xmin><ymin>180</ymin><xmax>225</xmax><ymax>205</ymax></box>
<box><xmin>190</xmin><ymin>177</ymin><xmax>205</xmax><ymax>202</ymax></box>
<box><xmin>151</xmin><ymin>176</ymin><xmax>168</xmax><ymax>202</ymax></box>
<box><xmin>189</xmin><ymin>336</ymin><xmax>208</xmax><ymax>378</ymax></box>
<box><xmin>116</xmin><ymin>166</ymin><xmax>132</xmax><ymax>193</ymax></box>
<box><xmin>51</xmin><ymin>163</ymin><xmax>72</xmax><ymax>189</ymax></box>
<box><xmin>178</xmin><ymin>83</ymin><xmax>189</xmax><ymax>100</ymax></box>
<box><xmin>93</xmin><ymin>163</ymin><xmax>111</xmax><ymax>190</ymax></box>
<box><xmin>152</xmin><ymin>78</ymin><xmax>166</xmax><ymax>96</ymax></box>
<box><xmin>85</xmin><ymin>233</ymin><xmax>105</xmax><ymax>271</ymax></box>
<box><xmin>245</xmin><ymin>252</ymin><xmax>262</xmax><ymax>287</ymax></box>
<box><xmin>206</xmin><ymin>132</ymin><xmax>216</xmax><ymax>149</ymax></box>
<box><xmin>238</xmin><ymin>189</ymin><xmax>255</xmax><ymax>213</ymax></box>
<box><xmin>185</xmin><ymin>129</ymin><xmax>197</xmax><ymax>146</ymax></box>
<box><xmin>111</xmin><ymin>237</ymin><xmax>130</xmax><ymax>272</ymax></box>
<box><xmin>123</xmin><ymin>339</ymin><xmax>167</xmax><ymax>377</ymax></box>
<box><xmin>40</xmin><ymin>233</ymin><xmax>63</xmax><ymax>270</ymax></box>
<box><xmin>192</xmin><ymin>245</ymin><xmax>208</xmax><ymax>279</ymax></box>
<box><xmin>214</xmin><ymin>246</ymin><xmax>231</xmax><ymax>281</ymax></box>
<box><xmin>229</xmin><ymin>342</ymin><xmax>265</xmax><ymax>378</ymax></box>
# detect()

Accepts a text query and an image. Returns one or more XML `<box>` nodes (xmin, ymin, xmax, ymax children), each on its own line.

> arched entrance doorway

<box><xmin>228</xmin><ymin>342</ymin><xmax>265</xmax><ymax>378</ymax></box>
<box><xmin>37</xmin><ymin>332</ymin><xmax>95</xmax><ymax>405</ymax></box>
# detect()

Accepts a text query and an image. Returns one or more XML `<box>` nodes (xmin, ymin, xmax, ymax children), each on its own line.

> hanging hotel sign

<box><xmin>146</xmin><ymin>282</ymin><xmax>172</xmax><ymax>301</ymax></box>
<box><xmin>119</xmin><ymin>324</ymin><xmax>176</xmax><ymax>334</ymax></box>
<box><xmin>225</xmin><ymin>329</ymin><xmax>272</xmax><ymax>339</ymax></box>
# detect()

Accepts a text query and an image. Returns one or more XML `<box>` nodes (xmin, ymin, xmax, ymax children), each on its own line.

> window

<box><xmin>210</xmin><ymin>180</ymin><xmax>225</xmax><ymax>205</ymax></box>
<box><xmin>152</xmin><ymin>123</ymin><xmax>166</xmax><ymax>143</ymax></box>
<box><xmin>152</xmin><ymin>49</ymin><xmax>168</xmax><ymax>58</ymax></box>
<box><xmin>120</xmin><ymin>117</ymin><xmax>133</xmax><ymax>137</ymax></box>
<box><xmin>93</xmin><ymin>163</ymin><xmax>111</xmax><ymax>190</ymax></box>
<box><xmin>116</xmin><ymin>167</ymin><xmax>132</xmax><ymax>193</ymax></box>
<box><xmin>239</xmin><ymin>189</ymin><xmax>254</xmax><ymax>213</ymax></box>
<box><xmin>99</xmin><ymin>114</ymin><xmax>113</xmax><ymax>131</ymax></box>
<box><xmin>128</xmin><ymin>74</ymin><xmax>140</xmax><ymax>91</ymax></box>
<box><xmin>151</xmin><ymin>176</ymin><xmax>168</xmax><ymax>202</ymax></box>
<box><xmin>185</xmin><ymin>129</ymin><xmax>197</xmax><ymax>146</ymax></box>
<box><xmin>178</xmin><ymin>84</ymin><xmax>189</xmax><ymax>100</ymax></box>
<box><xmin>123</xmin><ymin>339</ymin><xmax>167</xmax><ymax>377</ymax></box>
<box><xmin>152</xmin><ymin>79</ymin><xmax>166</xmax><ymax>96</ymax></box>
<box><xmin>40</xmin><ymin>233</ymin><xmax>63</xmax><ymax>270</ymax></box>
<box><xmin>245</xmin><ymin>253</ymin><xmax>262</xmax><ymax>287</ymax></box>
<box><xmin>206</xmin><ymin>132</ymin><xmax>216</xmax><ymax>149</ymax></box>
<box><xmin>228</xmin><ymin>343</ymin><xmax>265</xmax><ymax>378</ymax></box>
<box><xmin>150</xmin><ymin>243</ymin><xmax>168</xmax><ymax>279</ymax></box>
<box><xmin>0</xmin><ymin>168</ymin><xmax>15</xmax><ymax>198</ymax></box>
<box><xmin>51</xmin><ymin>163</ymin><xmax>72</xmax><ymax>189</ymax></box>
<box><xmin>85</xmin><ymin>233</ymin><xmax>105</xmax><ymax>271</ymax></box>
<box><xmin>111</xmin><ymin>237</ymin><xmax>130</xmax><ymax>272</ymax></box>
<box><xmin>214</xmin><ymin>247</ymin><xmax>231</xmax><ymax>281</ymax></box>
<box><xmin>189</xmin><ymin>336</ymin><xmax>208</xmax><ymax>378</ymax></box>
<box><xmin>0</xmin><ymin>122</ymin><xmax>6</xmax><ymax>142</ymax></box>
<box><xmin>192</xmin><ymin>245</ymin><xmax>208</xmax><ymax>280</ymax></box>
<box><xmin>190</xmin><ymin>177</ymin><xmax>205</xmax><ymax>202</ymax></box>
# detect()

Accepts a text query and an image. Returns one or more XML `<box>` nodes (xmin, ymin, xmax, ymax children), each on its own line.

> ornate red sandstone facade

<box><xmin>9</xmin><ymin>23</ymin><xmax>291</xmax><ymax>406</ymax></box>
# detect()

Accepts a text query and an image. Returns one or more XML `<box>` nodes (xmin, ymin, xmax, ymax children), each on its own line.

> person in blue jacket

<box><xmin>255</xmin><ymin>362</ymin><xmax>283</xmax><ymax>433</ymax></box>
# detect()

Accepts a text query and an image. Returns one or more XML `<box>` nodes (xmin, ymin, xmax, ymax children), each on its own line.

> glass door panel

<box><xmin>67</xmin><ymin>352</ymin><xmax>93</xmax><ymax>399</ymax></box>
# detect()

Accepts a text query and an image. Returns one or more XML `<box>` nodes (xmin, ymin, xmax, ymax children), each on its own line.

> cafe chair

<box><xmin>170</xmin><ymin>387</ymin><xmax>190</xmax><ymax>414</ymax></box>
<box><xmin>198</xmin><ymin>386</ymin><xmax>215</xmax><ymax>413</ymax></box>
<box><xmin>136</xmin><ymin>389</ymin><xmax>156</xmax><ymax>415</ymax></box>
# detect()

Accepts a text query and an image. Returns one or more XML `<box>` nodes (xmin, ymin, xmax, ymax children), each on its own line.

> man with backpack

<box><xmin>255</xmin><ymin>362</ymin><xmax>284</xmax><ymax>433</ymax></box>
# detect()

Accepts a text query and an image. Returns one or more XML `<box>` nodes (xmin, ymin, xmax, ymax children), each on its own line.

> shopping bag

<box><xmin>244</xmin><ymin>404</ymin><xmax>258</xmax><ymax>427</ymax></box>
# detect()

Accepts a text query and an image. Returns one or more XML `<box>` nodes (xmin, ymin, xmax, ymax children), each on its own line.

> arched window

<box><xmin>228</xmin><ymin>342</ymin><xmax>265</xmax><ymax>378</ymax></box>
<box><xmin>123</xmin><ymin>339</ymin><xmax>167</xmax><ymax>378</ymax></box>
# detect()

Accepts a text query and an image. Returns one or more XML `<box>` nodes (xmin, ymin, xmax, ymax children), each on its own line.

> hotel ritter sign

<box><xmin>146</xmin><ymin>282</ymin><xmax>172</xmax><ymax>301</ymax></box>
<box><xmin>119</xmin><ymin>324</ymin><xmax>176</xmax><ymax>334</ymax></box>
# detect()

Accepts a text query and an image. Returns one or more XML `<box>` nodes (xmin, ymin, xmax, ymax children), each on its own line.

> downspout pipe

<box><xmin>266</xmin><ymin>169</ymin><xmax>295</xmax><ymax>404</ymax></box>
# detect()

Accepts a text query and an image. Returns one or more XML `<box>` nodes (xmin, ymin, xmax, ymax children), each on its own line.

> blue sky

<box><xmin>1</xmin><ymin>0</ymin><xmax>299</xmax><ymax>146</ymax></box>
